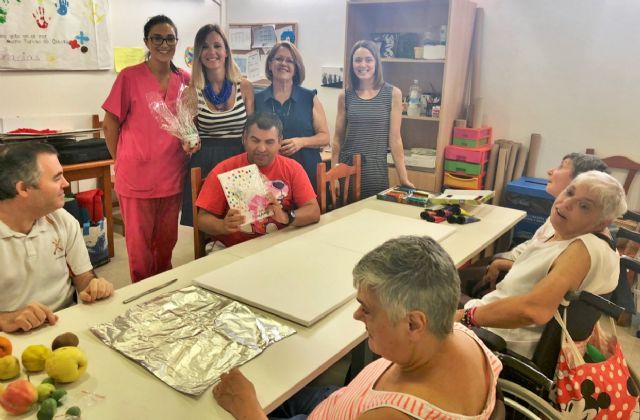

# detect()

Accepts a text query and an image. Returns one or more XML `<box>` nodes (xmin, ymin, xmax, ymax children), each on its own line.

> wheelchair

<box><xmin>475</xmin><ymin>286</ymin><xmax>640</xmax><ymax>419</ymax></box>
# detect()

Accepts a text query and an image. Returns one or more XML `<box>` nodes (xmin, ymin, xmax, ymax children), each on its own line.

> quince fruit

<box><xmin>0</xmin><ymin>336</ymin><xmax>12</xmax><ymax>357</ymax></box>
<box><xmin>22</xmin><ymin>344</ymin><xmax>52</xmax><ymax>372</ymax></box>
<box><xmin>0</xmin><ymin>355</ymin><xmax>20</xmax><ymax>380</ymax></box>
<box><xmin>0</xmin><ymin>379</ymin><xmax>38</xmax><ymax>415</ymax></box>
<box><xmin>44</xmin><ymin>347</ymin><xmax>87</xmax><ymax>383</ymax></box>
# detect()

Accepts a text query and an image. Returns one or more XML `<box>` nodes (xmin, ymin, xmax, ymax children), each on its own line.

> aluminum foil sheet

<box><xmin>91</xmin><ymin>286</ymin><xmax>296</xmax><ymax>395</ymax></box>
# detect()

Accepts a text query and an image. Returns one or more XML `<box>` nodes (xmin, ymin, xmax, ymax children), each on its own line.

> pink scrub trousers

<box><xmin>118</xmin><ymin>193</ymin><xmax>182</xmax><ymax>282</ymax></box>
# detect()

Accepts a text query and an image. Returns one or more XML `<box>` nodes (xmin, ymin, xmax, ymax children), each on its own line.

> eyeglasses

<box><xmin>147</xmin><ymin>35</ymin><xmax>178</xmax><ymax>46</ymax></box>
<box><xmin>273</xmin><ymin>56</ymin><xmax>295</xmax><ymax>65</ymax></box>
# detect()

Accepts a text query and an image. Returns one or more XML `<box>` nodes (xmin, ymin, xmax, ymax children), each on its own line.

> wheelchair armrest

<box><xmin>498</xmin><ymin>352</ymin><xmax>555</xmax><ymax>395</ymax></box>
<box><xmin>472</xmin><ymin>326</ymin><xmax>507</xmax><ymax>353</ymax></box>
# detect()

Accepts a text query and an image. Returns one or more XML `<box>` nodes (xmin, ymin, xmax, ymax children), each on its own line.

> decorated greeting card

<box><xmin>217</xmin><ymin>164</ymin><xmax>273</xmax><ymax>224</ymax></box>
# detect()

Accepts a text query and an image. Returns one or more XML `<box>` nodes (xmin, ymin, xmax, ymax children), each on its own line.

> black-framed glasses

<box><xmin>147</xmin><ymin>35</ymin><xmax>178</xmax><ymax>46</ymax></box>
<box><xmin>273</xmin><ymin>55</ymin><xmax>295</xmax><ymax>65</ymax></box>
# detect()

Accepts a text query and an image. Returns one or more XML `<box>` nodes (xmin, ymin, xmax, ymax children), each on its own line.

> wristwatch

<box><xmin>287</xmin><ymin>209</ymin><xmax>296</xmax><ymax>225</ymax></box>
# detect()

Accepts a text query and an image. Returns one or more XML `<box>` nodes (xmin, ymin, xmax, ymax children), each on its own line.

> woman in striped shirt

<box><xmin>213</xmin><ymin>236</ymin><xmax>502</xmax><ymax>420</ymax></box>
<box><xmin>180</xmin><ymin>24</ymin><xmax>254</xmax><ymax>226</ymax></box>
<box><xmin>333</xmin><ymin>40</ymin><xmax>414</xmax><ymax>198</ymax></box>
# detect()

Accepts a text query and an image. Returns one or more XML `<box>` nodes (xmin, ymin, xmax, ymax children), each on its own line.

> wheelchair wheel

<box><xmin>498</xmin><ymin>378</ymin><xmax>563</xmax><ymax>420</ymax></box>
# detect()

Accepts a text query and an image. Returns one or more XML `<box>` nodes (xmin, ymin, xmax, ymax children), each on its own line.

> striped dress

<box><xmin>339</xmin><ymin>83</ymin><xmax>393</xmax><ymax>199</ymax></box>
<box><xmin>180</xmin><ymin>81</ymin><xmax>248</xmax><ymax>226</ymax></box>
<box><xmin>308</xmin><ymin>323</ymin><xmax>502</xmax><ymax>420</ymax></box>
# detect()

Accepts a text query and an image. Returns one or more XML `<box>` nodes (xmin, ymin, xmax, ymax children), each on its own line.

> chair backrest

<box><xmin>586</xmin><ymin>148</ymin><xmax>640</xmax><ymax>194</ymax></box>
<box><xmin>613</xmin><ymin>226</ymin><xmax>640</xmax><ymax>313</ymax></box>
<box><xmin>191</xmin><ymin>167</ymin><xmax>207</xmax><ymax>259</ymax></box>
<box><xmin>92</xmin><ymin>114</ymin><xmax>103</xmax><ymax>139</ymax></box>
<box><xmin>316</xmin><ymin>154</ymin><xmax>361</xmax><ymax>214</ymax></box>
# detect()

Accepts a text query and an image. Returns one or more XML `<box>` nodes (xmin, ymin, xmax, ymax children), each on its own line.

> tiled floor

<box><xmin>96</xmin><ymin>227</ymin><xmax>640</xmax><ymax>386</ymax></box>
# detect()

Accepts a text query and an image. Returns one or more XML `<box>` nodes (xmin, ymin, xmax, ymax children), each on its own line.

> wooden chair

<box><xmin>92</xmin><ymin>114</ymin><xmax>103</xmax><ymax>139</ymax></box>
<box><xmin>316</xmin><ymin>154</ymin><xmax>361</xmax><ymax>214</ymax></box>
<box><xmin>191</xmin><ymin>167</ymin><xmax>208</xmax><ymax>259</ymax></box>
<box><xmin>586</xmin><ymin>148</ymin><xmax>640</xmax><ymax>194</ymax></box>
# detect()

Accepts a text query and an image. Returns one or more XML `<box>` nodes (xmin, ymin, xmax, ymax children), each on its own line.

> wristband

<box><xmin>461</xmin><ymin>307</ymin><xmax>479</xmax><ymax>327</ymax></box>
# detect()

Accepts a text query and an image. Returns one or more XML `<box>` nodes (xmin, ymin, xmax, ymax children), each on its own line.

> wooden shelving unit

<box><xmin>345</xmin><ymin>0</ymin><xmax>476</xmax><ymax>191</ymax></box>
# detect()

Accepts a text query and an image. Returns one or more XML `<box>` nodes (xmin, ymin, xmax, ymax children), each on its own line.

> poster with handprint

<box><xmin>217</xmin><ymin>164</ymin><xmax>273</xmax><ymax>225</ymax></box>
<box><xmin>0</xmin><ymin>0</ymin><xmax>111</xmax><ymax>70</ymax></box>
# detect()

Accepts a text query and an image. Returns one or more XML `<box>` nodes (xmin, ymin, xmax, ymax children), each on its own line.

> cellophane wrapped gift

<box><xmin>147</xmin><ymin>85</ymin><xmax>200</xmax><ymax>148</ymax></box>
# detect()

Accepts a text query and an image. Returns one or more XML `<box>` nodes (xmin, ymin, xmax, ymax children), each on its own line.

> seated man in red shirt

<box><xmin>196</xmin><ymin>112</ymin><xmax>321</xmax><ymax>248</ymax></box>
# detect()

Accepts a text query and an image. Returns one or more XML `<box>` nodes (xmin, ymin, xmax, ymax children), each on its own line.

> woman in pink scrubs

<box><xmin>102</xmin><ymin>15</ymin><xmax>195</xmax><ymax>282</ymax></box>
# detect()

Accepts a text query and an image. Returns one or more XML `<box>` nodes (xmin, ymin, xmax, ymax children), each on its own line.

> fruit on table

<box><xmin>0</xmin><ymin>355</ymin><xmax>20</xmax><ymax>380</ymax></box>
<box><xmin>0</xmin><ymin>379</ymin><xmax>38</xmax><ymax>415</ymax></box>
<box><xmin>41</xmin><ymin>377</ymin><xmax>55</xmax><ymax>385</ymax></box>
<box><xmin>22</xmin><ymin>344</ymin><xmax>53</xmax><ymax>372</ymax></box>
<box><xmin>37</xmin><ymin>397</ymin><xmax>57</xmax><ymax>420</ymax></box>
<box><xmin>36</xmin><ymin>383</ymin><xmax>56</xmax><ymax>402</ymax></box>
<box><xmin>45</xmin><ymin>347</ymin><xmax>87</xmax><ymax>383</ymax></box>
<box><xmin>51</xmin><ymin>332</ymin><xmax>79</xmax><ymax>351</ymax></box>
<box><xmin>0</xmin><ymin>336</ymin><xmax>12</xmax><ymax>357</ymax></box>
<box><xmin>50</xmin><ymin>388</ymin><xmax>66</xmax><ymax>402</ymax></box>
<box><xmin>66</xmin><ymin>405</ymin><xmax>81</xmax><ymax>417</ymax></box>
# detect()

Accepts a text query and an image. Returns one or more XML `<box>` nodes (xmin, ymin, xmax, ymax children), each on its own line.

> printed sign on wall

<box><xmin>0</xmin><ymin>0</ymin><xmax>111</xmax><ymax>70</ymax></box>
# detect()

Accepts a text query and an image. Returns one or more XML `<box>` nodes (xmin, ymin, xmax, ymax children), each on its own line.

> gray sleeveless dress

<box><xmin>339</xmin><ymin>83</ymin><xmax>392</xmax><ymax>198</ymax></box>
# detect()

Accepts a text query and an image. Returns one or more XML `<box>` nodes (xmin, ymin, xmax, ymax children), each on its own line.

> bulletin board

<box><xmin>228</xmin><ymin>22</ymin><xmax>298</xmax><ymax>86</ymax></box>
<box><xmin>0</xmin><ymin>0</ymin><xmax>112</xmax><ymax>70</ymax></box>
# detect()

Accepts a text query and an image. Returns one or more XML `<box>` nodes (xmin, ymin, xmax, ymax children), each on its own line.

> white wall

<box><xmin>472</xmin><ymin>0</ymin><xmax>640</xmax><ymax>208</ymax></box>
<box><xmin>227</xmin><ymin>0</ymin><xmax>346</xmax><ymax>140</ymax></box>
<box><xmin>230</xmin><ymin>0</ymin><xmax>640</xmax><ymax>208</ymax></box>
<box><xmin>0</xmin><ymin>0</ymin><xmax>220</xmax><ymax>125</ymax></box>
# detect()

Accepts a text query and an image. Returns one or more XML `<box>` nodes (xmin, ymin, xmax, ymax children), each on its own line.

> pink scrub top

<box><xmin>102</xmin><ymin>62</ymin><xmax>191</xmax><ymax>198</ymax></box>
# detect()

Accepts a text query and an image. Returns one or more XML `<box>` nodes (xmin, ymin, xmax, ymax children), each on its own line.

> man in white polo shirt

<box><xmin>0</xmin><ymin>142</ymin><xmax>114</xmax><ymax>333</ymax></box>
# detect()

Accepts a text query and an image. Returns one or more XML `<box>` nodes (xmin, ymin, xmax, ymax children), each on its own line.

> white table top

<box><xmin>5</xmin><ymin>198</ymin><xmax>525</xmax><ymax>419</ymax></box>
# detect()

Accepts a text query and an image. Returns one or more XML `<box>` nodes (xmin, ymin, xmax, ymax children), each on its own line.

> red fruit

<box><xmin>0</xmin><ymin>379</ymin><xmax>38</xmax><ymax>415</ymax></box>
<box><xmin>0</xmin><ymin>336</ymin><xmax>12</xmax><ymax>357</ymax></box>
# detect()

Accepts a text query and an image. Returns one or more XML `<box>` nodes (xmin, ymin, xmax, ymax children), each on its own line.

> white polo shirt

<box><xmin>0</xmin><ymin>208</ymin><xmax>93</xmax><ymax>312</ymax></box>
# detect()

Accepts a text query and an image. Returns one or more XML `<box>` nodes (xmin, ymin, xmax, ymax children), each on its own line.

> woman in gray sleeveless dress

<box><xmin>333</xmin><ymin>40</ymin><xmax>413</xmax><ymax>198</ymax></box>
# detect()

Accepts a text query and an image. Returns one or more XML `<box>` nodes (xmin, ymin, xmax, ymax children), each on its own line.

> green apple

<box><xmin>0</xmin><ymin>355</ymin><xmax>20</xmax><ymax>380</ymax></box>
<box><xmin>22</xmin><ymin>344</ymin><xmax>52</xmax><ymax>372</ymax></box>
<box><xmin>44</xmin><ymin>347</ymin><xmax>87</xmax><ymax>383</ymax></box>
<box><xmin>36</xmin><ymin>383</ymin><xmax>56</xmax><ymax>402</ymax></box>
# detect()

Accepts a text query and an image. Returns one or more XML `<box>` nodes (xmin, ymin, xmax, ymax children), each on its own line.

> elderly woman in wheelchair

<box><xmin>456</xmin><ymin>170</ymin><xmax>627</xmax><ymax>359</ymax></box>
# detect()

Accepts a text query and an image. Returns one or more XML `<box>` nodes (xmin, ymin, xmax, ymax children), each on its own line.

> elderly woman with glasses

<box><xmin>255</xmin><ymin>42</ymin><xmax>330</xmax><ymax>192</ymax></box>
<box><xmin>180</xmin><ymin>24</ymin><xmax>254</xmax><ymax>226</ymax></box>
<box><xmin>213</xmin><ymin>236</ymin><xmax>502</xmax><ymax>420</ymax></box>
<box><xmin>458</xmin><ymin>171</ymin><xmax>628</xmax><ymax>358</ymax></box>
<box><xmin>102</xmin><ymin>15</ymin><xmax>192</xmax><ymax>282</ymax></box>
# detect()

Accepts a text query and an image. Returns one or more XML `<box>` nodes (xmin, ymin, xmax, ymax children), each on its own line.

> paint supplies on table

<box><xmin>376</xmin><ymin>185</ymin><xmax>433</xmax><ymax>207</ymax></box>
<box><xmin>430</xmin><ymin>189</ymin><xmax>494</xmax><ymax>206</ymax></box>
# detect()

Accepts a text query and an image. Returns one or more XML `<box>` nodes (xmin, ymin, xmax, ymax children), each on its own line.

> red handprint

<box><xmin>32</xmin><ymin>6</ymin><xmax>50</xmax><ymax>29</ymax></box>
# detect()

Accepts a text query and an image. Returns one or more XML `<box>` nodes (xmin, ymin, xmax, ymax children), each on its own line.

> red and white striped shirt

<box><xmin>308</xmin><ymin>324</ymin><xmax>502</xmax><ymax>419</ymax></box>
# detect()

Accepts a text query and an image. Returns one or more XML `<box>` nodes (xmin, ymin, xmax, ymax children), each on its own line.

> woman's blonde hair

<box><xmin>264</xmin><ymin>42</ymin><xmax>306</xmax><ymax>85</ymax></box>
<box><xmin>191</xmin><ymin>24</ymin><xmax>241</xmax><ymax>90</ymax></box>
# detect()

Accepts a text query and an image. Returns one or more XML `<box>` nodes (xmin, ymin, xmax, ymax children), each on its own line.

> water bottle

<box><xmin>407</xmin><ymin>80</ymin><xmax>421</xmax><ymax>117</ymax></box>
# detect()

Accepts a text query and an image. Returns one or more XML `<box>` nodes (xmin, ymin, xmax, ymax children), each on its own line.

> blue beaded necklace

<box><xmin>203</xmin><ymin>78</ymin><xmax>232</xmax><ymax>109</ymax></box>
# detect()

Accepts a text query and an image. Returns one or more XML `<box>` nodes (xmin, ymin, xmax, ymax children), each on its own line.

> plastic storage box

<box><xmin>452</xmin><ymin>127</ymin><xmax>492</xmax><ymax>147</ymax></box>
<box><xmin>503</xmin><ymin>177</ymin><xmax>554</xmax><ymax>240</ymax></box>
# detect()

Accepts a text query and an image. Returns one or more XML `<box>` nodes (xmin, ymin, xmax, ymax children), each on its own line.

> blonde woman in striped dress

<box><xmin>213</xmin><ymin>236</ymin><xmax>502</xmax><ymax>420</ymax></box>
<box><xmin>181</xmin><ymin>24</ymin><xmax>254</xmax><ymax>226</ymax></box>
<box><xmin>333</xmin><ymin>40</ymin><xmax>414</xmax><ymax>198</ymax></box>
